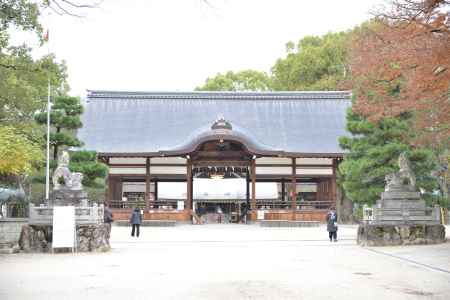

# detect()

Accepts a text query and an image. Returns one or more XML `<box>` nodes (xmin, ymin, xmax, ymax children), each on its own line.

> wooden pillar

<box><xmin>331</xmin><ymin>158</ymin><xmax>337</xmax><ymax>208</ymax></box>
<box><xmin>104</xmin><ymin>158</ymin><xmax>110</xmax><ymax>206</ymax></box>
<box><xmin>291</xmin><ymin>158</ymin><xmax>297</xmax><ymax>210</ymax></box>
<box><xmin>155</xmin><ymin>180</ymin><xmax>158</xmax><ymax>201</ymax></box>
<box><xmin>190</xmin><ymin>167</ymin><xmax>194</xmax><ymax>209</ymax></box>
<box><xmin>107</xmin><ymin>175</ymin><xmax>113</xmax><ymax>206</ymax></box>
<box><xmin>281</xmin><ymin>179</ymin><xmax>286</xmax><ymax>202</ymax></box>
<box><xmin>317</xmin><ymin>179</ymin><xmax>322</xmax><ymax>201</ymax></box>
<box><xmin>145</xmin><ymin>157</ymin><xmax>150</xmax><ymax>210</ymax></box>
<box><xmin>187</xmin><ymin>159</ymin><xmax>192</xmax><ymax>211</ymax></box>
<box><xmin>107</xmin><ymin>176</ymin><xmax>122</xmax><ymax>206</ymax></box>
<box><xmin>250</xmin><ymin>158</ymin><xmax>256</xmax><ymax>210</ymax></box>
<box><xmin>246</xmin><ymin>167</ymin><xmax>250</xmax><ymax>208</ymax></box>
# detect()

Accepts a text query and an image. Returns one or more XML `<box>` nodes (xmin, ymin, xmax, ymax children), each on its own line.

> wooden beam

<box><xmin>251</xmin><ymin>159</ymin><xmax>256</xmax><ymax>210</ymax></box>
<box><xmin>246</xmin><ymin>168</ymin><xmax>250</xmax><ymax>209</ymax></box>
<box><xmin>192</xmin><ymin>150</ymin><xmax>251</xmax><ymax>159</ymax></box>
<box><xmin>107</xmin><ymin>175</ymin><xmax>113</xmax><ymax>205</ymax></box>
<box><xmin>193</xmin><ymin>161</ymin><xmax>251</xmax><ymax>166</ymax></box>
<box><xmin>255</xmin><ymin>164</ymin><xmax>332</xmax><ymax>168</ymax></box>
<box><xmin>291</xmin><ymin>158</ymin><xmax>297</xmax><ymax>210</ymax></box>
<box><xmin>186</xmin><ymin>159</ymin><xmax>193</xmax><ymax>212</ymax></box>
<box><xmin>331</xmin><ymin>158</ymin><xmax>337</xmax><ymax>207</ymax></box>
<box><xmin>108</xmin><ymin>163</ymin><xmax>186</xmax><ymax>167</ymax></box>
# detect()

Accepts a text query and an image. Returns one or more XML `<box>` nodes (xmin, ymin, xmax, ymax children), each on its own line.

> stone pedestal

<box><xmin>19</xmin><ymin>224</ymin><xmax>110</xmax><ymax>253</ymax></box>
<box><xmin>372</xmin><ymin>191</ymin><xmax>436</xmax><ymax>224</ymax></box>
<box><xmin>357</xmin><ymin>153</ymin><xmax>446</xmax><ymax>246</ymax></box>
<box><xmin>50</xmin><ymin>188</ymin><xmax>88</xmax><ymax>207</ymax></box>
<box><xmin>357</xmin><ymin>224</ymin><xmax>446</xmax><ymax>246</ymax></box>
<box><xmin>358</xmin><ymin>190</ymin><xmax>445</xmax><ymax>246</ymax></box>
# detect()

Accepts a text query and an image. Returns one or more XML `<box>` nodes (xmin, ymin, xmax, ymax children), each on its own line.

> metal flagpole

<box><xmin>45</xmin><ymin>78</ymin><xmax>51</xmax><ymax>201</ymax></box>
<box><xmin>45</xmin><ymin>28</ymin><xmax>51</xmax><ymax>201</ymax></box>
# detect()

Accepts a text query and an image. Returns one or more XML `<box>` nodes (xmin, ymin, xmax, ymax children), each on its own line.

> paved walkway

<box><xmin>0</xmin><ymin>224</ymin><xmax>449</xmax><ymax>300</ymax></box>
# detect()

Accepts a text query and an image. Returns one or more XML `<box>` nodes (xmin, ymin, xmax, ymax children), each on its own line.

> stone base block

<box><xmin>115</xmin><ymin>220</ymin><xmax>177</xmax><ymax>227</ymax></box>
<box><xmin>19</xmin><ymin>224</ymin><xmax>110</xmax><ymax>253</ymax></box>
<box><xmin>357</xmin><ymin>224</ymin><xmax>446</xmax><ymax>246</ymax></box>
<box><xmin>260</xmin><ymin>220</ymin><xmax>320</xmax><ymax>227</ymax></box>
<box><xmin>0</xmin><ymin>242</ymin><xmax>20</xmax><ymax>254</ymax></box>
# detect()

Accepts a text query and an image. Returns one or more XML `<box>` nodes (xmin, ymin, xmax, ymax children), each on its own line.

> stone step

<box><xmin>0</xmin><ymin>243</ymin><xmax>19</xmax><ymax>254</ymax></box>
<box><xmin>375</xmin><ymin>216</ymin><xmax>435</xmax><ymax>221</ymax></box>
<box><xmin>260</xmin><ymin>220</ymin><xmax>320</xmax><ymax>227</ymax></box>
<box><xmin>115</xmin><ymin>220</ymin><xmax>177</xmax><ymax>227</ymax></box>
<box><xmin>376</xmin><ymin>211</ymin><xmax>428</xmax><ymax>216</ymax></box>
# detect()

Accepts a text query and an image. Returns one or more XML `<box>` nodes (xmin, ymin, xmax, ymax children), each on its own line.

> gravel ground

<box><xmin>0</xmin><ymin>224</ymin><xmax>449</xmax><ymax>300</ymax></box>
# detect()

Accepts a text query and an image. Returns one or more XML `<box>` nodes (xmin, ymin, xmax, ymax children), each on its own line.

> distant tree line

<box><xmin>197</xmin><ymin>0</ymin><xmax>450</xmax><ymax>206</ymax></box>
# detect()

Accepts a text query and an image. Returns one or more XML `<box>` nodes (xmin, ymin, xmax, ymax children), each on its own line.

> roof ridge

<box><xmin>87</xmin><ymin>90</ymin><xmax>352</xmax><ymax>100</ymax></box>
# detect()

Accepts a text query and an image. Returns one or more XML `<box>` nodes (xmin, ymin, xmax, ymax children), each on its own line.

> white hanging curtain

<box><xmin>158</xmin><ymin>179</ymin><xmax>278</xmax><ymax>200</ymax></box>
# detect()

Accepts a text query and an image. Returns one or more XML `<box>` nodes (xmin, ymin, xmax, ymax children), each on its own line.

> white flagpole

<box><xmin>45</xmin><ymin>29</ymin><xmax>51</xmax><ymax>202</ymax></box>
<box><xmin>45</xmin><ymin>79</ymin><xmax>51</xmax><ymax>201</ymax></box>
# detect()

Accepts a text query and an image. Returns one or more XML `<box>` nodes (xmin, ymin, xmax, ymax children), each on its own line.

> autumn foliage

<box><xmin>351</xmin><ymin>0</ymin><xmax>450</xmax><ymax>147</ymax></box>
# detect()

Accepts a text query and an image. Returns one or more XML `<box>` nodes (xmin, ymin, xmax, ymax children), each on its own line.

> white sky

<box><xmin>27</xmin><ymin>0</ymin><xmax>384</xmax><ymax>97</ymax></box>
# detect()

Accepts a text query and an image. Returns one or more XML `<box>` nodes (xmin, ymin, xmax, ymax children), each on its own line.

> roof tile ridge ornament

<box><xmin>211</xmin><ymin>116</ymin><xmax>232</xmax><ymax>130</ymax></box>
<box><xmin>86</xmin><ymin>90</ymin><xmax>352</xmax><ymax>100</ymax></box>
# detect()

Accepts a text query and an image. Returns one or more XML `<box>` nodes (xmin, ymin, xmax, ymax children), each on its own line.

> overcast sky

<box><xmin>29</xmin><ymin>0</ymin><xmax>384</xmax><ymax>97</ymax></box>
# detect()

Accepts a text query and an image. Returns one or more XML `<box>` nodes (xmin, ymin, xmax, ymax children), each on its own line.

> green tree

<box><xmin>271</xmin><ymin>31</ymin><xmax>351</xmax><ymax>91</ymax></box>
<box><xmin>0</xmin><ymin>0</ymin><xmax>41</xmax><ymax>33</ymax></box>
<box><xmin>1</xmin><ymin>0</ymin><xmax>68</xmax><ymax>178</ymax></box>
<box><xmin>0</xmin><ymin>49</ymin><xmax>68</xmax><ymax>126</ymax></box>
<box><xmin>69</xmin><ymin>151</ymin><xmax>108</xmax><ymax>188</ymax></box>
<box><xmin>0</xmin><ymin>126</ymin><xmax>42</xmax><ymax>176</ymax></box>
<box><xmin>196</xmin><ymin>70</ymin><xmax>273</xmax><ymax>91</ymax></box>
<box><xmin>34</xmin><ymin>95</ymin><xmax>83</xmax><ymax>160</ymax></box>
<box><xmin>338</xmin><ymin>108</ymin><xmax>438</xmax><ymax>205</ymax></box>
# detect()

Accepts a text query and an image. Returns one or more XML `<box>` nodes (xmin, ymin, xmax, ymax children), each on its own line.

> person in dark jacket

<box><xmin>130</xmin><ymin>208</ymin><xmax>142</xmax><ymax>237</ymax></box>
<box><xmin>326</xmin><ymin>207</ymin><xmax>338</xmax><ymax>242</ymax></box>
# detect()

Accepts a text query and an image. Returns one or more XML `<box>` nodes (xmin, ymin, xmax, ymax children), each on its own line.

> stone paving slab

<box><xmin>0</xmin><ymin>224</ymin><xmax>449</xmax><ymax>300</ymax></box>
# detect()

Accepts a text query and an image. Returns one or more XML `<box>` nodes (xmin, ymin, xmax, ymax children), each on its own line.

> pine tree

<box><xmin>69</xmin><ymin>151</ymin><xmax>108</xmax><ymax>188</ymax></box>
<box><xmin>338</xmin><ymin>109</ymin><xmax>438</xmax><ymax>205</ymax></box>
<box><xmin>35</xmin><ymin>95</ymin><xmax>83</xmax><ymax>160</ymax></box>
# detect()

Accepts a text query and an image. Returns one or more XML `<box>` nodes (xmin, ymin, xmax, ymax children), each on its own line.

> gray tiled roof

<box><xmin>77</xmin><ymin>90</ymin><xmax>352</xmax><ymax>157</ymax></box>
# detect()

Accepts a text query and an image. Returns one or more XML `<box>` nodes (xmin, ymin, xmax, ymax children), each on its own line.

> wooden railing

<box><xmin>108</xmin><ymin>199</ymin><xmax>179</xmax><ymax>210</ymax></box>
<box><xmin>108</xmin><ymin>199</ymin><xmax>333</xmax><ymax>211</ymax></box>
<box><xmin>256</xmin><ymin>200</ymin><xmax>333</xmax><ymax>211</ymax></box>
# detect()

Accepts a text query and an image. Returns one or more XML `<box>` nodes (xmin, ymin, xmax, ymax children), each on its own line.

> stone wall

<box><xmin>0</xmin><ymin>218</ymin><xmax>28</xmax><ymax>244</ymax></box>
<box><xmin>357</xmin><ymin>224</ymin><xmax>446</xmax><ymax>246</ymax></box>
<box><xmin>19</xmin><ymin>224</ymin><xmax>110</xmax><ymax>253</ymax></box>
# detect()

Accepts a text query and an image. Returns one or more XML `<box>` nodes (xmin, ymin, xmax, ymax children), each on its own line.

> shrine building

<box><xmin>77</xmin><ymin>90</ymin><xmax>352</xmax><ymax>223</ymax></box>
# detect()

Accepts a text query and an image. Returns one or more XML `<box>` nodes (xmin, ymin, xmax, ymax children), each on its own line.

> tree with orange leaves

<box><xmin>351</xmin><ymin>1</ymin><xmax>449</xmax><ymax>148</ymax></box>
<box><xmin>339</xmin><ymin>1</ymin><xmax>449</xmax><ymax>205</ymax></box>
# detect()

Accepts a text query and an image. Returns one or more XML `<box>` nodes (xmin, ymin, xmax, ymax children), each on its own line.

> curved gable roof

<box><xmin>77</xmin><ymin>91</ymin><xmax>352</xmax><ymax>157</ymax></box>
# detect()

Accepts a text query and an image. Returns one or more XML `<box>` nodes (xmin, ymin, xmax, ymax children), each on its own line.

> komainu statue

<box><xmin>52</xmin><ymin>151</ymin><xmax>83</xmax><ymax>190</ymax></box>
<box><xmin>385</xmin><ymin>152</ymin><xmax>416</xmax><ymax>192</ymax></box>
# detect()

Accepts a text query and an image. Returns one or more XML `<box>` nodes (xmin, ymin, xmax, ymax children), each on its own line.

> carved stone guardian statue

<box><xmin>384</xmin><ymin>152</ymin><xmax>416</xmax><ymax>192</ymax></box>
<box><xmin>52</xmin><ymin>151</ymin><xmax>84</xmax><ymax>190</ymax></box>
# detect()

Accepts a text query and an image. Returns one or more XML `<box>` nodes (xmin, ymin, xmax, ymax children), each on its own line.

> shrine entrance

<box><xmin>192</xmin><ymin>166</ymin><xmax>249</xmax><ymax>224</ymax></box>
<box><xmin>160</xmin><ymin>118</ymin><xmax>282</xmax><ymax>224</ymax></box>
<box><xmin>188</xmin><ymin>138</ymin><xmax>252</xmax><ymax>224</ymax></box>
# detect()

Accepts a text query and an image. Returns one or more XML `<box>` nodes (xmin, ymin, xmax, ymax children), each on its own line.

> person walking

<box><xmin>326</xmin><ymin>207</ymin><xmax>338</xmax><ymax>242</ymax></box>
<box><xmin>103</xmin><ymin>204</ymin><xmax>114</xmax><ymax>245</ymax></box>
<box><xmin>130</xmin><ymin>208</ymin><xmax>142</xmax><ymax>237</ymax></box>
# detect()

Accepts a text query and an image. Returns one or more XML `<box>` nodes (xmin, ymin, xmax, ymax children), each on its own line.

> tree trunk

<box><xmin>53</xmin><ymin>127</ymin><xmax>60</xmax><ymax>160</ymax></box>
